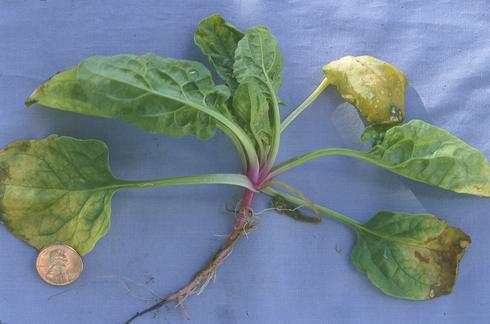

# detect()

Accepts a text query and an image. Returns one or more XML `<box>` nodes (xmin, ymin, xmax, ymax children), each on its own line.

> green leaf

<box><xmin>233</xmin><ymin>26</ymin><xmax>284</xmax><ymax>164</ymax></box>
<box><xmin>361</xmin><ymin>124</ymin><xmax>395</xmax><ymax>146</ymax></box>
<box><xmin>0</xmin><ymin>136</ymin><xmax>256</xmax><ymax>256</ymax></box>
<box><xmin>352</xmin><ymin>210</ymin><xmax>470</xmax><ymax>300</ymax></box>
<box><xmin>232</xmin><ymin>82</ymin><xmax>273</xmax><ymax>158</ymax></box>
<box><xmin>194</xmin><ymin>14</ymin><xmax>243</xmax><ymax>91</ymax></box>
<box><xmin>262</xmin><ymin>187</ymin><xmax>471</xmax><ymax>301</ymax></box>
<box><xmin>0</xmin><ymin>135</ymin><xmax>120</xmax><ymax>255</ymax></box>
<box><xmin>363</xmin><ymin>119</ymin><xmax>490</xmax><ymax>196</ymax></box>
<box><xmin>26</xmin><ymin>54</ymin><xmax>233</xmax><ymax>140</ymax></box>
<box><xmin>233</xmin><ymin>26</ymin><xmax>283</xmax><ymax>97</ymax></box>
<box><xmin>323</xmin><ymin>55</ymin><xmax>407</xmax><ymax>124</ymax></box>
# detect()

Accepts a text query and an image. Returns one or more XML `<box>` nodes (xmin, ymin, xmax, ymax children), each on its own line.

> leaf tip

<box><xmin>25</xmin><ymin>84</ymin><xmax>44</xmax><ymax>107</ymax></box>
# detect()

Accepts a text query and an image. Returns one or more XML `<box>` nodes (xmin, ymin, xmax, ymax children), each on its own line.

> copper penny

<box><xmin>35</xmin><ymin>244</ymin><xmax>84</xmax><ymax>286</ymax></box>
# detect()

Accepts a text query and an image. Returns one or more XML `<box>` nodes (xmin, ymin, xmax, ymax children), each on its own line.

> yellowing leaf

<box><xmin>0</xmin><ymin>136</ymin><xmax>120</xmax><ymax>255</ymax></box>
<box><xmin>352</xmin><ymin>211</ymin><xmax>470</xmax><ymax>300</ymax></box>
<box><xmin>0</xmin><ymin>136</ymin><xmax>257</xmax><ymax>256</ymax></box>
<box><xmin>323</xmin><ymin>55</ymin><xmax>408</xmax><ymax>124</ymax></box>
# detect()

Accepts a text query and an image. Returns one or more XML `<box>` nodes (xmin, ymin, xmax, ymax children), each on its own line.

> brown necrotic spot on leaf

<box><xmin>25</xmin><ymin>84</ymin><xmax>44</xmax><ymax>106</ymax></box>
<box><xmin>5</xmin><ymin>140</ymin><xmax>31</xmax><ymax>153</ymax></box>
<box><xmin>0</xmin><ymin>162</ymin><xmax>10</xmax><ymax>182</ymax></box>
<box><xmin>16</xmin><ymin>141</ymin><xmax>30</xmax><ymax>152</ymax></box>
<box><xmin>414</xmin><ymin>251</ymin><xmax>429</xmax><ymax>263</ymax></box>
<box><xmin>352</xmin><ymin>211</ymin><xmax>471</xmax><ymax>300</ymax></box>
<box><xmin>426</xmin><ymin>227</ymin><xmax>471</xmax><ymax>298</ymax></box>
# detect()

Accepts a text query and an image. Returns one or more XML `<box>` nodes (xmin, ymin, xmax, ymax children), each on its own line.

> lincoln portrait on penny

<box><xmin>45</xmin><ymin>249</ymin><xmax>69</xmax><ymax>283</ymax></box>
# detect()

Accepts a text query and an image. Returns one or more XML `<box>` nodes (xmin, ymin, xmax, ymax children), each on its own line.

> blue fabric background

<box><xmin>1</xmin><ymin>1</ymin><xmax>489</xmax><ymax>323</ymax></box>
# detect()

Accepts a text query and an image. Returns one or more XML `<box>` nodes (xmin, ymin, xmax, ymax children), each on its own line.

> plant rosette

<box><xmin>1</xmin><ymin>14</ymin><xmax>487</xmax><ymax>323</ymax></box>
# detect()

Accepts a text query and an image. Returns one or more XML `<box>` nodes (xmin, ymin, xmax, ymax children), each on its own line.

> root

<box><xmin>124</xmin><ymin>190</ymin><xmax>256</xmax><ymax>324</ymax></box>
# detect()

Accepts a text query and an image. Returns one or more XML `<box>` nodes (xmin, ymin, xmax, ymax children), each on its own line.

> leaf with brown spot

<box><xmin>352</xmin><ymin>210</ymin><xmax>470</xmax><ymax>300</ymax></box>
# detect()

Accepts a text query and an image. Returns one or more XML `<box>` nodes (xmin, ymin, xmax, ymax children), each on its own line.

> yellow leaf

<box><xmin>323</xmin><ymin>55</ymin><xmax>408</xmax><ymax>124</ymax></box>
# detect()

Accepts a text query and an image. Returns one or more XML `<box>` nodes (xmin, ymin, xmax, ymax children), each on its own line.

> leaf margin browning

<box><xmin>351</xmin><ymin>210</ymin><xmax>471</xmax><ymax>300</ymax></box>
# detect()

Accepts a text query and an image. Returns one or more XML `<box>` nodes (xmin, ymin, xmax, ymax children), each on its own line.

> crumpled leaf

<box><xmin>352</xmin><ymin>210</ymin><xmax>470</xmax><ymax>300</ymax></box>
<box><xmin>194</xmin><ymin>14</ymin><xmax>244</xmax><ymax>91</ymax></box>
<box><xmin>25</xmin><ymin>54</ymin><xmax>232</xmax><ymax>140</ymax></box>
<box><xmin>0</xmin><ymin>135</ymin><xmax>121</xmax><ymax>255</ymax></box>
<box><xmin>233</xmin><ymin>26</ymin><xmax>283</xmax><ymax>98</ymax></box>
<box><xmin>323</xmin><ymin>55</ymin><xmax>408</xmax><ymax>124</ymax></box>
<box><xmin>232</xmin><ymin>82</ymin><xmax>273</xmax><ymax>158</ymax></box>
<box><xmin>362</xmin><ymin>119</ymin><xmax>490</xmax><ymax>196</ymax></box>
<box><xmin>232</xmin><ymin>26</ymin><xmax>283</xmax><ymax>157</ymax></box>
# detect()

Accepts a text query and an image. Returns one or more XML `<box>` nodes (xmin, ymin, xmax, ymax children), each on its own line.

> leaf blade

<box><xmin>233</xmin><ymin>26</ymin><xmax>283</xmax><ymax>95</ymax></box>
<box><xmin>0</xmin><ymin>136</ymin><xmax>120</xmax><ymax>255</ymax></box>
<box><xmin>233</xmin><ymin>26</ymin><xmax>283</xmax><ymax>163</ymax></box>
<box><xmin>26</xmin><ymin>54</ymin><xmax>232</xmax><ymax>140</ymax></box>
<box><xmin>352</xmin><ymin>210</ymin><xmax>470</xmax><ymax>300</ymax></box>
<box><xmin>194</xmin><ymin>14</ymin><xmax>243</xmax><ymax>91</ymax></box>
<box><xmin>232</xmin><ymin>82</ymin><xmax>273</xmax><ymax>159</ymax></box>
<box><xmin>323</xmin><ymin>55</ymin><xmax>407</xmax><ymax>124</ymax></box>
<box><xmin>363</xmin><ymin>120</ymin><xmax>490</xmax><ymax>196</ymax></box>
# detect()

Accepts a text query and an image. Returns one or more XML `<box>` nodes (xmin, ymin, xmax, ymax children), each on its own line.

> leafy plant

<box><xmin>1</xmin><ymin>13</ymin><xmax>487</xmax><ymax>322</ymax></box>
